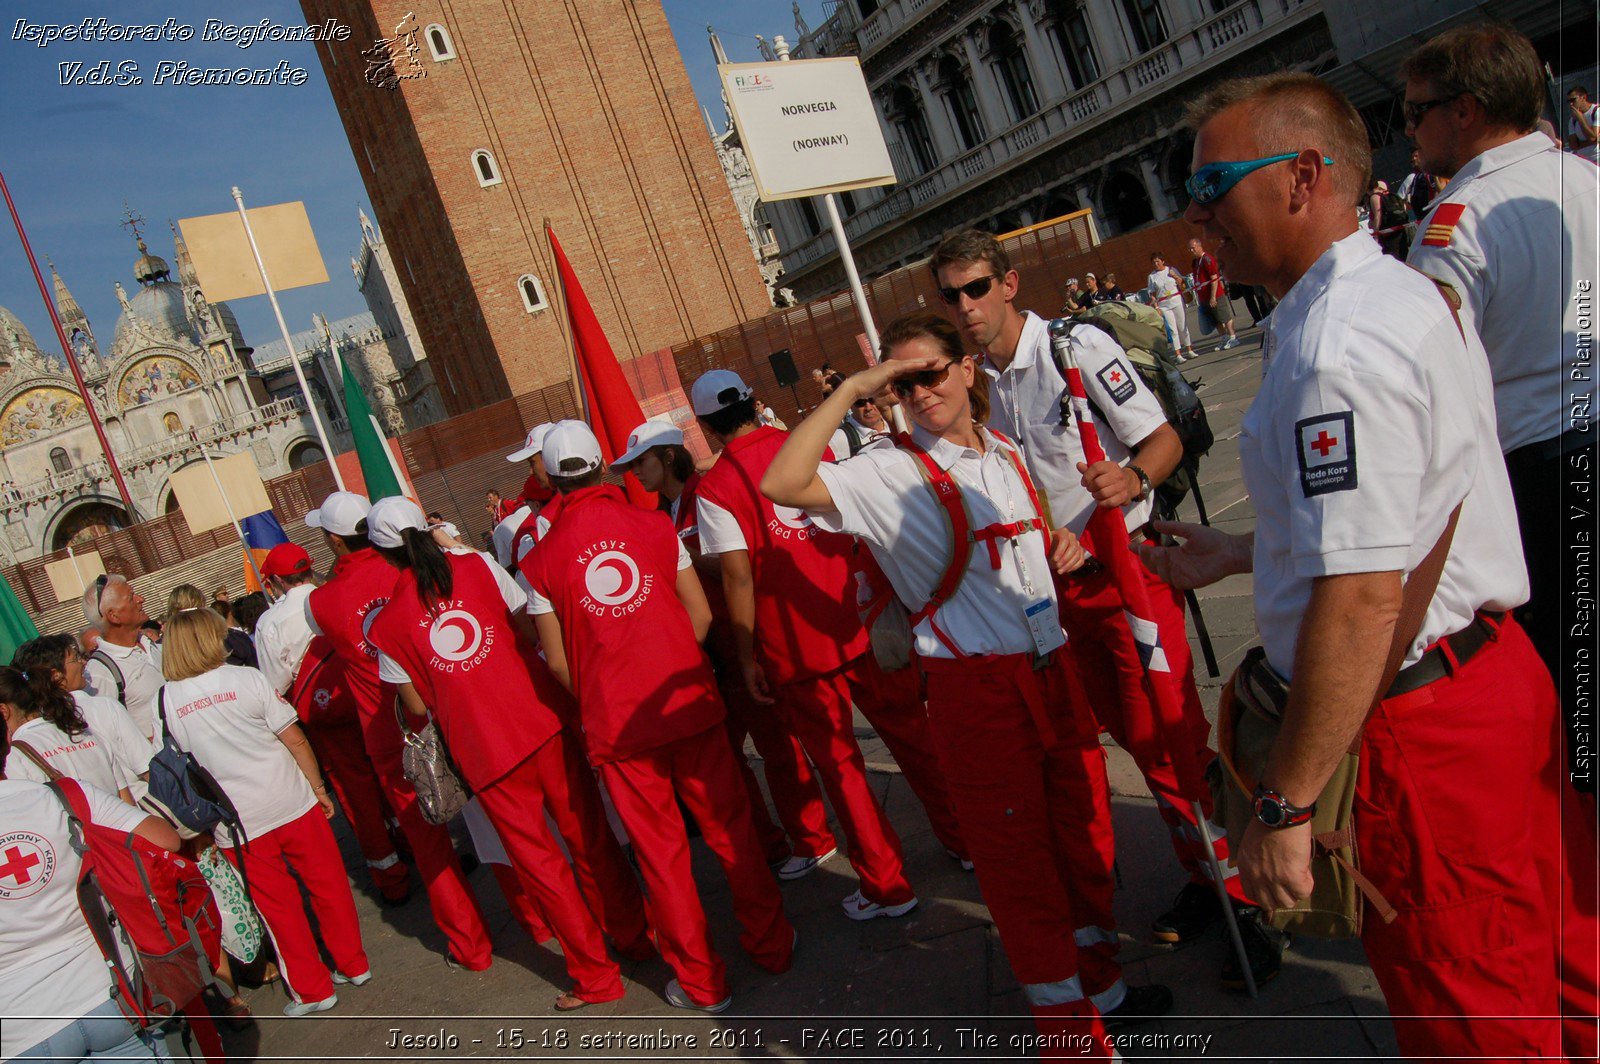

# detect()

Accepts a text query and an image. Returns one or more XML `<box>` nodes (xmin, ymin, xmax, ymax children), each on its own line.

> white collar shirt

<box><xmin>1569</xmin><ymin>105</ymin><xmax>1599</xmax><ymax>162</ymax></box>
<box><xmin>812</xmin><ymin>424</ymin><xmax>1063</xmax><ymax>660</ymax></box>
<box><xmin>82</xmin><ymin>635</ymin><xmax>164</xmax><ymax>742</ymax></box>
<box><xmin>1146</xmin><ymin>269</ymin><xmax>1182</xmax><ymax>305</ymax></box>
<box><xmin>5</xmin><ymin>715</ymin><xmax>126</xmax><ymax>796</ymax></box>
<box><xmin>492</xmin><ymin>503</ymin><xmax>535</xmax><ymax>568</ymax></box>
<box><xmin>1242</xmin><ymin>233</ymin><xmax>1527</xmax><ymax>679</ymax></box>
<box><xmin>1407</xmin><ymin>132</ymin><xmax>1598</xmax><ymax>452</ymax></box>
<box><xmin>981</xmin><ymin>311</ymin><xmax>1168</xmax><ymax>535</ymax></box>
<box><xmin>0</xmin><ymin>778</ymin><xmax>149</xmax><ymax>1058</ymax></box>
<box><xmin>254</xmin><ymin>584</ymin><xmax>317</xmax><ymax>696</ymax></box>
<box><xmin>156</xmin><ymin>665</ymin><xmax>314</xmax><ymax>845</ymax></box>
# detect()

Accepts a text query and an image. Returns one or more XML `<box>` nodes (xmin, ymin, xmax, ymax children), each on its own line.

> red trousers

<box><xmin>223</xmin><ymin>806</ymin><xmax>368</xmax><ymax>1004</ymax></box>
<box><xmin>845</xmin><ymin>653</ymin><xmax>967</xmax><ymax>859</ymax></box>
<box><xmin>365</xmin><ymin>737</ymin><xmax>495</xmax><ymax>969</ymax></box>
<box><xmin>601</xmin><ymin>725</ymin><xmax>795</xmax><ymax>1006</ymax></box>
<box><xmin>305</xmin><ymin>720</ymin><xmax>410</xmax><ymax>901</ymax></box>
<box><xmin>774</xmin><ymin>669</ymin><xmax>913</xmax><ymax>905</ymax></box>
<box><xmin>922</xmin><ymin>653</ymin><xmax>1122</xmax><ymax>1014</ymax></box>
<box><xmin>1058</xmin><ymin>563</ymin><xmax>1249</xmax><ymax>904</ymax></box>
<box><xmin>722</xmin><ymin>679</ymin><xmax>835</xmax><ymax>864</ymax></box>
<box><xmin>491</xmin><ymin>862</ymin><xmax>554</xmax><ymax>943</ymax></box>
<box><xmin>473</xmin><ymin>731</ymin><xmax>651</xmax><ymax>1003</ymax></box>
<box><xmin>1355</xmin><ymin>619</ymin><xmax>1599</xmax><ymax>1062</ymax></box>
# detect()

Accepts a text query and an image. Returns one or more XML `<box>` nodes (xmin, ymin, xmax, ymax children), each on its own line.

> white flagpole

<box><xmin>230</xmin><ymin>187</ymin><xmax>346</xmax><ymax>491</ymax></box>
<box><xmin>200</xmin><ymin>445</ymin><xmax>267</xmax><ymax>593</ymax></box>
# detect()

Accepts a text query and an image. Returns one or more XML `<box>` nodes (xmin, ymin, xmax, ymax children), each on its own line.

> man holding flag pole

<box><xmin>931</xmin><ymin>230</ymin><xmax>1274</xmax><ymax>992</ymax></box>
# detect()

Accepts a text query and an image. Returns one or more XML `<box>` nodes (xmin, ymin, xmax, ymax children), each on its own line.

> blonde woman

<box><xmin>157</xmin><ymin>608</ymin><xmax>369</xmax><ymax>1016</ymax></box>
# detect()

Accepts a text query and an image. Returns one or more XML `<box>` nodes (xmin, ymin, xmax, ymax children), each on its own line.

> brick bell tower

<box><xmin>302</xmin><ymin>1</ymin><xmax>773</xmax><ymax>417</ymax></box>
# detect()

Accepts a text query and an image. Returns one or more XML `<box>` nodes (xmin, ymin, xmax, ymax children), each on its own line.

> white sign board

<box><xmin>719</xmin><ymin>58</ymin><xmax>896</xmax><ymax>202</ymax></box>
<box><xmin>169</xmin><ymin>452</ymin><xmax>271</xmax><ymax>537</ymax></box>
<box><xmin>45</xmin><ymin>551</ymin><xmax>105</xmax><ymax>605</ymax></box>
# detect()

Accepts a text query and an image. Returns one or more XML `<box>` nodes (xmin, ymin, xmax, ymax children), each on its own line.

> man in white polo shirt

<box><xmin>80</xmin><ymin>574</ymin><xmax>164</xmax><ymax>742</ymax></box>
<box><xmin>494</xmin><ymin>424</ymin><xmax>555</xmax><ymax>568</ymax></box>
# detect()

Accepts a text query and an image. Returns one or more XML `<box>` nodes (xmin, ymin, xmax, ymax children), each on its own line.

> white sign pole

<box><xmin>230</xmin><ymin>187</ymin><xmax>346</xmax><ymax>491</ymax></box>
<box><xmin>201</xmin><ymin>445</ymin><xmax>268</xmax><ymax>593</ymax></box>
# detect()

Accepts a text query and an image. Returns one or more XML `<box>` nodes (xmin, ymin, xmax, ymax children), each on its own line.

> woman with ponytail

<box><xmin>363</xmin><ymin>496</ymin><xmax>653</xmax><ymax>1011</ymax></box>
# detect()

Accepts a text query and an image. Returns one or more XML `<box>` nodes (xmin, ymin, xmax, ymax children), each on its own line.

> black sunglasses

<box><xmin>94</xmin><ymin>573</ymin><xmax>109</xmax><ymax>614</ymax></box>
<box><xmin>851</xmin><ymin>397</ymin><xmax>876</xmax><ymax>408</ymax></box>
<box><xmin>891</xmin><ymin>361</ymin><xmax>957</xmax><ymax>397</ymax></box>
<box><xmin>1402</xmin><ymin>96</ymin><xmax>1456</xmax><ymax>127</ymax></box>
<box><xmin>937</xmin><ymin>275</ymin><xmax>1000</xmax><ymax>305</ymax></box>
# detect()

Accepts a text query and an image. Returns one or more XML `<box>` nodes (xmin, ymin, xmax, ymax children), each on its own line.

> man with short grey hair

<box><xmin>81</xmin><ymin>574</ymin><xmax>164</xmax><ymax>741</ymax></box>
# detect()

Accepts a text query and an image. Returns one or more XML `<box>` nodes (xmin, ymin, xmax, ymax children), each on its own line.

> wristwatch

<box><xmin>1127</xmin><ymin>463</ymin><xmax>1152</xmax><ymax>502</ymax></box>
<box><xmin>1252</xmin><ymin>785</ymin><xmax>1315</xmax><ymax>829</ymax></box>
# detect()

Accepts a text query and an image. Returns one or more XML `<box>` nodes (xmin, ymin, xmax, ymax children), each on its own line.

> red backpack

<box><xmin>46</xmin><ymin>776</ymin><xmax>223</xmax><ymax>1029</ymax></box>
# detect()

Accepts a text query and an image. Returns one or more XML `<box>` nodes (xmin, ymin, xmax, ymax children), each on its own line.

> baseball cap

<box><xmin>543</xmin><ymin>420</ymin><xmax>604</xmax><ymax>477</ymax></box>
<box><xmin>366</xmin><ymin>496</ymin><xmax>428</xmax><ymax>549</ymax></box>
<box><xmin>611</xmin><ymin>419</ymin><xmax>684</xmax><ymax>468</ymax></box>
<box><xmin>691</xmin><ymin>369</ymin><xmax>752</xmax><ymax>416</ymax></box>
<box><xmin>260</xmin><ymin>543</ymin><xmax>312</xmax><ymax>579</ymax></box>
<box><xmin>305</xmin><ymin>491</ymin><xmax>371</xmax><ymax>536</ymax></box>
<box><xmin>507</xmin><ymin>423</ymin><xmax>554</xmax><ymax>463</ymax></box>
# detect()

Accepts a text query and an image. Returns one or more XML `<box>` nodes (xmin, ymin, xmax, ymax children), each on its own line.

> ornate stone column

<box><xmin>912</xmin><ymin>61</ymin><xmax>963</xmax><ymax>162</ymax></box>
<box><xmin>959</xmin><ymin>31</ymin><xmax>1012</xmax><ymax>135</ymax></box>
<box><xmin>1015</xmin><ymin>0</ymin><xmax>1069</xmax><ymax>105</ymax></box>
<box><xmin>1138</xmin><ymin>153</ymin><xmax>1178</xmax><ymax>218</ymax></box>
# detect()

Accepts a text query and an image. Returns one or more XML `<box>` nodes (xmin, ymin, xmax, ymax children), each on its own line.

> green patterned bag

<box><xmin>197</xmin><ymin>846</ymin><xmax>262</xmax><ymax>963</ymax></box>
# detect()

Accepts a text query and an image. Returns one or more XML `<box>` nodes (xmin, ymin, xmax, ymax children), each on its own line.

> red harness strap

<box><xmin>894</xmin><ymin>431</ymin><xmax>1052</xmax><ymax>658</ymax></box>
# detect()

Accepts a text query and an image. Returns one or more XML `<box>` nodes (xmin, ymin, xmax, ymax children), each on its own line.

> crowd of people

<box><xmin>1</xmin><ymin>20</ymin><xmax>1595</xmax><ymax>1063</ymax></box>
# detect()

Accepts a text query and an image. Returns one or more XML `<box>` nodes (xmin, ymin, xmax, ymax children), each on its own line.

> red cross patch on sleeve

<box><xmin>1421</xmin><ymin>202</ymin><xmax>1465</xmax><ymax>247</ymax></box>
<box><xmin>1295</xmin><ymin>411</ymin><xmax>1357</xmax><ymax>497</ymax></box>
<box><xmin>1095</xmin><ymin>359</ymin><xmax>1137</xmax><ymax>405</ymax></box>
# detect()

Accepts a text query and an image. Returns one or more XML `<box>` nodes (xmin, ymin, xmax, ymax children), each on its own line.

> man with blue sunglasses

<box><xmin>1140</xmin><ymin>69</ymin><xmax>1595</xmax><ymax>1060</ymax></box>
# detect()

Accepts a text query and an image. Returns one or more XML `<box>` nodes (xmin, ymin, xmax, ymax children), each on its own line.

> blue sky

<box><xmin>0</xmin><ymin>0</ymin><xmax>827</xmax><ymax>361</ymax></box>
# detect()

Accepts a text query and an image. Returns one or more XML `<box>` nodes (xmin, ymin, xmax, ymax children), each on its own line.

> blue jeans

<box><xmin>15</xmin><ymin>998</ymin><xmax>171</xmax><ymax>1061</ymax></box>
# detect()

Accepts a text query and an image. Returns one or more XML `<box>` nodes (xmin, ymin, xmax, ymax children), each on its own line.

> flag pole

<box><xmin>1</xmin><ymin>170</ymin><xmax>139</xmax><ymax>518</ymax></box>
<box><xmin>324</xmin><ymin>320</ymin><xmax>409</xmax><ymax>499</ymax></box>
<box><xmin>199</xmin><ymin>445</ymin><xmax>267</xmax><ymax>592</ymax></box>
<box><xmin>230</xmin><ymin>187</ymin><xmax>346</xmax><ymax>491</ymax></box>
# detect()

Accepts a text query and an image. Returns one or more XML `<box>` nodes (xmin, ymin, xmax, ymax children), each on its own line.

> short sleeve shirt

<box><xmin>82</xmin><ymin>636</ymin><xmax>164</xmax><ymax>742</ymax></box>
<box><xmin>1241</xmin><ymin>232</ymin><xmax>1527</xmax><ymax>678</ymax></box>
<box><xmin>254</xmin><ymin>583</ymin><xmax>317</xmax><ymax>695</ymax></box>
<box><xmin>1146</xmin><ymin>269</ymin><xmax>1182</xmax><ymax>305</ymax></box>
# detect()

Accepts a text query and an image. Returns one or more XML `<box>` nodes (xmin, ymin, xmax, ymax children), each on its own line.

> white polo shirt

<box><xmin>72</xmin><ymin>690</ymin><xmax>157</xmax><ymax>787</ymax></box>
<box><xmin>811</xmin><ymin>424</ymin><xmax>1063</xmax><ymax>660</ymax></box>
<box><xmin>253</xmin><ymin>583</ymin><xmax>317</xmax><ymax>696</ymax></box>
<box><xmin>1241</xmin><ymin>233</ymin><xmax>1527</xmax><ymax>679</ymax></box>
<box><xmin>1408</xmin><ymin>133</ymin><xmax>1598</xmax><ymax>453</ymax></box>
<box><xmin>0</xmin><ymin>778</ymin><xmax>149</xmax><ymax>1058</ymax></box>
<box><xmin>492</xmin><ymin>504</ymin><xmax>535</xmax><ymax>568</ymax></box>
<box><xmin>156</xmin><ymin>665</ymin><xmax>316</xmax><ymax>846</ymax></box>
<box><xmin>1146</xmin><ymin>268</ymin><xmax>1183</xmax><ymax>306</ymax></box>
<box><xmin>5</xmin><ymin>715</ymin><xmax>127</xmax><ymax>795</ymax></box>
<box><xmin>982</xmin><ymin>311</ymin><xmax>1168</xmax><ymax>536</ymax></box>
<box><xmin>82</xmin><ymin>635</ymin><xmax>163</xmax><ymax>742</ymax></box>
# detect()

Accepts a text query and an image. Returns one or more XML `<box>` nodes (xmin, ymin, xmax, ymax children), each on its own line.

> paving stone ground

<box><xmin>215</xmin><ymin>323</ymin><xmax>1400</xmax><ymax>1061</ymax></box>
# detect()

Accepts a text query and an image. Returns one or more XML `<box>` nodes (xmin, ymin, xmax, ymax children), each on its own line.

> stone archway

<box><xmin>49</xmin><ymin>499</ymin><xmax>130</xmax><ymax>553</ymax></box>
<box><xmin>1102</xmin><ymin>169</ymin><xmax>1155</xmax><ymax>234</ymax></box>
<box><xmin>286</xmin><ymin>438</ymin><xmax>326</xmax><ymax>471</ymax></box>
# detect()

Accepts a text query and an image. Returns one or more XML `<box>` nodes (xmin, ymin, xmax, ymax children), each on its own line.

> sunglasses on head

<box><xmin>891</xmin><ymin>360</ymin><xmax>957</xmax><ymax>397</ymax></box>
<box><xmin>94</xmin><ymin>573</ymin><xmax>109</xmax><ymax>613</ymax></box>
<box><xmin>1185</xmin><ymin>151</ymin><xmax>1335</xmax><ymax>205</ymax></box>
<box><xmin>937</xmin><ymin>275</ymin><xmax>1000</xmax><ymax>305</ymax></box>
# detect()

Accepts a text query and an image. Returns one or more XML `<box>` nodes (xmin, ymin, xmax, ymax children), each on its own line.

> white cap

<box><xmin>691</xmin><ymin>370</ymin><xmax>752</xmax><ymax>416</ymax></box>
<box><xmin>366</xmin><ymin>496</ymin><xmax>427</xmax><ymax>549</ymax></box>
<box><xmin>610</xmin><ymin>419</ymin><xmax>684</xmax><ymax>468</ymax></box>
<box><xmin>542</xmin><ymin>420</ymin><xmax>604</xmax><ymax>477</ymax></box>
<box><xmin>506</xmin><ymin>423</ymin><xmax>553</xmax><ymax>463</ymax></box>
<box><xmin>305</xmin><ymin>491</ymin><xmax>371</xmax><ymax>537</ymax></box>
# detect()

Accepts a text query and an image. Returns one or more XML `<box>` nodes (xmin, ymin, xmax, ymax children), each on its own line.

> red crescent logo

<box><xmin>428</xmin><ymin>609</ymin><xmax>485</xmax><ymax>663</ymax></box>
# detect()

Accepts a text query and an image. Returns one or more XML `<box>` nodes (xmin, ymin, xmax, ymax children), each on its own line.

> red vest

<box><xmin>510</xmin><ymin>493</ymin><xmax>564</xmax><ymax>565</ymax></box>
<box><xmin>369</xmin><ymin>551</ymin><xmax>566</xmax><ymax>788</ymax></box>
<box><xmin>287</xmin><ymin>635</ymin><xmax>359</xmax><ymax>730</ymax></box>
<box><xmin>521</xmin><ymin>486</ymin><xmax>723</xmax><ymax>764</ymax></box>
<box><xmin>693</xmin><ymin>426</ymin><xmax>868</xmax><ymax>685</ymax></box>
<box><xmin>307</xmin><ymin>548</ymin><xmax>404</xmax><ymax>756</ymax></box>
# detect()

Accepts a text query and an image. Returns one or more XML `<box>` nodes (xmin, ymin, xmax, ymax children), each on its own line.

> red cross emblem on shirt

<box><xmin>0</xmin><ymin>845</ymin><xmax>42</xmax><ymax>886</ymax></box>
<box><xmin>1108</xmin><ymin>370</ymin><xmax>1124</xmax><ymax>385</ymax></box>
<box><xmin>1310</xmin><ymin>430</ymin><xmax>1339</xmax><ymax>457</ymax></box>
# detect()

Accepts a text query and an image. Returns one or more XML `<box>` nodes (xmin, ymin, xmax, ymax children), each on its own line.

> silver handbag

<box><xmin>395</xmin><ymin>699</ymin><xmax>470</xmax><ymax>825</ymax></box>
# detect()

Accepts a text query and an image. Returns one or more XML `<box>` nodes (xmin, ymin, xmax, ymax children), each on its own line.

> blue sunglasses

<box><xmin>1186</xmin><ymin>151</ymin><xmax>1336</xmax><ymax>204</ymax></box>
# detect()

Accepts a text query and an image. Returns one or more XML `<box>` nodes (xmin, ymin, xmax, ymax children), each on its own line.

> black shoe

<box><xmin>1152</xmin><ymin>882</ymin><xmax>1221</xmax><ymax>943</ymax></box>
<box><xmin>1220</xmin><ymin>906</ymin><xmax>1287</xmax><ymax>992</ymax></box>
<box><xmin>1101</xmin><ymin>983</ymin><xmax>1173</xmax><ymax>1029</ymax></box>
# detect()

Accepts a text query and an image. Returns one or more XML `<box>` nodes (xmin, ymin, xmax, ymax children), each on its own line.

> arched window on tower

<box><xmin>938</xmin><ymin>56</ymin><xmax>985</xmax><ymax>151</ymax></box>
<box><xmin>518</xmin><ymin>274</ymin><xmax>550</xmax><ymax>313</ymax></box>
<box><xmin>990</xmin><ymin>22</ymin><xmax>1039</xmax><ymax>122</ymax></box>
<box><xmin>425</xmin><ymin>24</ymin><xmax>457</xmax><ymax>61</ymax></box>
<box><xmin>50</xmin><ymin>447</ymin><xmax>71</xmax><ymax>474</ymax></box>
<box><xmin>891</xmin><ymin>85</ymin><xmax>938</xmax><ymax>174</ymax></box>
<box><xmin>473</xmin><ymin>150</ymin><xmax>503</xmax><ymax>187</ymax></box>
<box><xmin>1048</xmin><ymin>0</ymin><xmax>1100</xmax><ymax>91</ymax></box>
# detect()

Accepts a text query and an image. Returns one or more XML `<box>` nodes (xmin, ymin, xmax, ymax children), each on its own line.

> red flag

<box><xmin>546</xmin><ymin>225</ymin><xmax>656</xmax><ymax>508</ymax></box>
<box><xmin>1056</xmin><ymin>327</ymin><xmax>1208</xmax><ymax>803</ymax></box>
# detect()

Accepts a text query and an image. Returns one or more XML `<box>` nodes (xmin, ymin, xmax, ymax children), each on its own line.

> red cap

<box><xmin>260</xmin><ymin>543</ymin><xmax>312</xmax><ymax>579</ymax></box>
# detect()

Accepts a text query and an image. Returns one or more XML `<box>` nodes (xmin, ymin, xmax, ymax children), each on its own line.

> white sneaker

<box><xmin>945</xmin><ymin>848</ymin><xmax>976</xmax><ymax>872</ymax></box>
<box><xmin>841</xmin><ymin>889</ymin><xmax>919</xmax><ymax>921</ymax></box>
<box><xmin>665</xmin><ymin>978</ymin><xmax>731</xmax><ymax>1013</ymax></box>
<box><xmin>333</xmin><ymin>970</ymin><xmax>372</xmax><ymax>986</ymax></box>
<box><xmin>773</xmin><ymin>846</ymin><xmax>838</xmax><ymax>881</ymax></box>
<box><xmin>282</xmin><ymin>994</ymin><xmax>338</xmax><ymax>1017</ymax></box>
<box><xmin>1221</xmin><ymin>337</ymin><xmax>1240</xmax><ymax>350</ymax></box>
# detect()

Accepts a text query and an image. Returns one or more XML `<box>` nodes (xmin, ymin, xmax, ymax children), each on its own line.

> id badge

<box><xmin>1023</xmin><ymin>598</ymin><xmax>1059</xmax><ymax>657</ymax></box>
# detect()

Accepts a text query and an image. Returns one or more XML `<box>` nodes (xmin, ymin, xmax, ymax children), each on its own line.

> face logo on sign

<box><xmin>584</xmin><ymin>550</ymin><xmax>643</xmax><ymax>606</ymax></box>
<box><xmin>1295</xmin><ymin>411</ymin><xmax>1357</xmax><ymax>497</ymax></box>
<box><xmin>428</xmin><ymin>609</ymin><xmax>485</xmax><ymax>663</ymax></box>
<box><xmin>0</xmin><ymin>833</ymin><xmax>55</xmax><ymax>900</ymax></box>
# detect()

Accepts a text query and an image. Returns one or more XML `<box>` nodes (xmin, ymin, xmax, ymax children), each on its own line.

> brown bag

<box><xmin>1211</xmin><ymin>504</ymin><xmax>1459</xmax><ymax>938</ymax></box>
